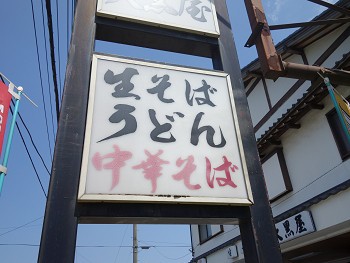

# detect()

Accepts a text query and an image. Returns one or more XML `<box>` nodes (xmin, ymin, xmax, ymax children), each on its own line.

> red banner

<box><xmin>0</xmin><ymin>82</ymin><xmax>12</xmax><ymax>156</ymax></box>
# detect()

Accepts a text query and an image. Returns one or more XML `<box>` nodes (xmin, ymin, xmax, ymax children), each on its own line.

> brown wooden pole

<box><xmin>214</xmin><ymin>1</ymin><xmax>283</xmax><ymax>262</ymax></box>
<box><xmin>38</xmin><ymin>0</ymin><xmax>96</xmax><ymax>262</ymax></box>
<box><xmin>244</xmin><ymin>0</ymin><xmax>284</xmax><ymax>79</ymax></box>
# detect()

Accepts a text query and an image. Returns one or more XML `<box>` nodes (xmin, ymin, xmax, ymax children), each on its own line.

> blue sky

<box><xmin>0</xmin><ymin>0</ymin><xmax>335</xmax><ymax>262</ymax></box>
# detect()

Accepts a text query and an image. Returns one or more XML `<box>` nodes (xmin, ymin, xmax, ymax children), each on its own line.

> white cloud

<box><xmin>265</xmin><ymin>0</ymin><xmax>285</xmax><ymax>23</ymax></box>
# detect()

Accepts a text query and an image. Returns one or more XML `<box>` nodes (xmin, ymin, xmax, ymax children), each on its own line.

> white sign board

<box><xmin>78</xmin><ymin>54</ymin><xmax>252</xmax><ymax>204</ymax></box>
<box><xmin>227</xmin><ymin>245</ymin><xmax>238</xmax><ymax>259</ymax></box>
<box><xmin>275</xmin><ymin>211</ymin><xmax>316</xmax><ymax>243</ymax></box>
<box><xmin>97</xmin><ymin>0</ymin><xmax>220</xmax><ymax>37</ymax></box>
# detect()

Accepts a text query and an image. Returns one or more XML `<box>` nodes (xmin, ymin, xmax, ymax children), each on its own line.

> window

<box><xmin>198</xmin><ymin>225</ymin><xmax>223</xmax><ymax>243</ymax></box>
<box><xmin>261</xmin><ymin>148</ymin><xmax>292</xmax><ymax>202</ymax></box>
<box><xmin>327</xmin><ymin>108</ymin><xmax>350</xmax><ymax>160</ymax></box>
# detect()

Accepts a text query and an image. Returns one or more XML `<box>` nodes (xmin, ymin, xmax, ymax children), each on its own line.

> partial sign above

<box><xmin>97</xmin><ymin>0</ymin><xmax>220</xmax><ymax>37</ymax></box>
<box><xmin>78</xmin><ymin>54</ymin><xmax>252</xmax><ymax>205</ymax></box>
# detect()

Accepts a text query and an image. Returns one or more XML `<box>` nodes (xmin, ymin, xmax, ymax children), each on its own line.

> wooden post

<box><xmin>214</xmin><ymin>0</ymin><xmax>283</xmax><ymax>262</ymax></box>
<box><xmin>38</xmin><ymin>0</ymin><xmax>96</xmax><ymax>262</ymax></box>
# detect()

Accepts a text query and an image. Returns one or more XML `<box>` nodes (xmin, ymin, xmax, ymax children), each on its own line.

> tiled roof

<box><xmin>257</xmin><ymin>51</ymin><xmax>350</xmax><ymax>155</ymax></box>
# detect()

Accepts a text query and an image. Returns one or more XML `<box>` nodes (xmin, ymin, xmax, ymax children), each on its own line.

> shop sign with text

<box><xmin>276</xmin><ymin>211</ymin><xmax>316</xmax><ymax>243</ymax></box>
<box><xmin>78</xmin><ymin>54</ymin><xmax>252</xmax><ymax>204</ymax></box>
<box><xmin>97</xmin><ymin>0</ymin><xmax>220</xmax><ymax>37</ymax></box>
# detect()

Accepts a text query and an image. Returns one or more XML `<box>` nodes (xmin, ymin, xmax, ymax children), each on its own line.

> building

<box><xmin>190</xmin><ymin>1</ymin><xmax>350</xmax><ymax>262</ymax></box>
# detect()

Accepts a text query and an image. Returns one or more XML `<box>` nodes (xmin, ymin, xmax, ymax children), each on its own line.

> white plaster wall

<box><xmin>207</xmin><ymin>249</ymin><xmax>232</xmax><ymax>263</ymax></box>
<box><xmin>311</xmin><ymin>188</ymin><xmax>350</xmax><ymax>231</ymax></box>
<box><xmin>191</xmin><ymin>225</ymin><xmax>241</xmax><ymax>259</ymax></box>
<box><xmin>304</xmin><ymin>24</ymin><xmax>348</xmax><ymax>66</ymax></box>
<box><xmin>247</xmin><ymin>82</ymin><xmax>270</xmax><ymax>126</ymax></box>
<box><xmin>255</xmin><ymin>80</ymin><xmax>311</xmax><ymax>139</ymax></box>
<box><xmin>322</xmin><ymin>36</ymin><xmax>350</xmax><ymax>69</ymax></box>
<box><xmin>271</xmin><ymin>85</ymin><xmax>350</xmax><ymax>217</ymax></box>
<box><xmin>262</xmin><ymin>152</ymin><xmax>288</xmax><ymax>200</ymax></box>
<box><xmin>205</xmin><ymin>241</ymin><xmax>245</xmax><ymax>263</ymax></box>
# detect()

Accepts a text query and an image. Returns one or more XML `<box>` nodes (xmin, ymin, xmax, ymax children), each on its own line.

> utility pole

<box><xmin>133</xmin><ymin>224</ymin><xmax>138</xmax><ymax>263</ymax></box>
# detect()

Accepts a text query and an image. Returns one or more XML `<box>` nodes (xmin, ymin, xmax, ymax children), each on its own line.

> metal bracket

<box><xmin>245</xmin><ymin>21</ymin><xmax>265</xmax><ymax>48</ymax></box>
<box><xmin>0</xmin><ymin>165</ymin><xmax>8</xmax><ymax>175</ymax></box>
<box><xmin>8</xmin><ymin>82</ymin><xmax>20</xmax><ymax>100</ymax></box>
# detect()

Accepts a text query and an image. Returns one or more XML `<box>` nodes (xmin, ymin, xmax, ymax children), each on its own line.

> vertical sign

<box><xmin>334</xmin><ymin>91</ymin><xmax>350</xmax><ymax>134</ymax></box>
<box><xmin>0</xmin><ymin>82</ymin><xmax>12</xmax><ymax>156</ymax></box>
<box><xmin>97</xmin><ymin>0</ymin><xmax>220</xmax><ymax>37</ymax></box>
<box><xmin>78</xmin><ymin>54</ymin><xmax>253</xmax><ymax>205</ymax></box>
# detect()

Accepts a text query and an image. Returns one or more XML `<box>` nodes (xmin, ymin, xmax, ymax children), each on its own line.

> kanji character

<box><xmin>147</xmin><ymin>74</ymin><xmax>174</xmax><ymax>103</ymax></box>
<box><xmin>191</xmin><ymin>112</ymin><xmax>226</xmax><ymax>148</ymax></box>
<box><xmin>104</xmin><ymin>68</ymin><xmax>140</xmax><ymax>100</ymax></box>
<box><xmin>166</xmin><ymin>112</ymin><xmax>185</xmax><ymax>122</ymax></box>
<box><xmin>295</xmin><ymin>214</ymin><xmax>307</xmax><ymax>234</ymax></box>
<box><xmin>172</xmin><ymin>155</ymin><xmax>201</xmax><ymax>190</ymax></box>
<box><xmin>283</xmin><ymin>220</ymin><xmax>295</xmax><ymax>238</ymax></box>
<box><xmin>149</xmin><ymin>109</ymin><xmax>176</xmax><ymax>143</ymax></box>
<box><xmin>276</xmin><ymin>228</ymin><xmax>284</xmax><ymax>242</ymax></box>
<box><xmin>92</xmin><ymin>145</ymin><xmax>132</xmax><ymax>190</ymax></box>
<box><xmin>185</xmin><ymin>79</ymin><xmax>217</xmax><ymax>107</ymax></box>
<box><xmin>206</xmin><ymin>156</ymin><xmax>238</xmax><ymax>188</ymax></box>
<box><xmin>133</xmin><ymin>150</ymin><xmax>169</xmax><ymax>193</ymax></box>
<box><xmin>179</xmin><ymin>0</ymin><xmax>211</xmax><ymax>22</ymax></box>
<box><xmin>99</xmin><ymin>104</ymin><xmax>137</xmax><ymax>142</ymax></box>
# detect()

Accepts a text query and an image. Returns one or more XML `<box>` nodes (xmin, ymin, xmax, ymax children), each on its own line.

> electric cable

<box><xmin>113</xmin><ymin>224</ymin><xmax>129</xmax><ymax>263</ymax></box>
<box><xmin>0</xmin><ymin>217</ymin><xmax>43</xmax><ymax>238</ymax></box>
<box><xmin>29</xmin><ymin>0</ymin><xmax>53</xmax><ymax>160</ymax></box>
<box><xmin>44</xmin><ymin>0</ymin><xmax>60</xmax><ymax>121</ymax></box>
<box><xmin>11</xmin><ymin>99</ymin><xmax>51</xmax><ymax>176</ymax></box>
<box><xmin>76</xmin><ymin>251</ymin><xmax>94</xmax><ymax>263</ymax></box>
<box><xmin>0</xmin><ymin>224</ymin><xmax>41</xmax><ymax>230</ymax></box>
<box><xmin>40</xmin><ymin>0</ymin><xmax>57</xmax><ymax>141</ymax></box>
<box><xmin>10</xmin><ymin>105</ymin><xmax>47</xmax><ymax>198</ymax></box>
<box><xmin>272</xmin><ymin>162</ymin><xmax>343</xmax><ymax>209</ymax></box>
<box><xmin>153</xmin><ymin>246</ymin><xmax>192</xmax><ymax>261</ymax></box>
<box><xmin>54</xmin><ymin>0</ymin><xmax>63</xmax><ymax>100</ymax></box>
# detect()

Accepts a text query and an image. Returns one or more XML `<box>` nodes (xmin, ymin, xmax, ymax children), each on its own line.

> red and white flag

<box><xmin>0</xmin><ymin>82</ymin><xmax>12</xmax><ymax>156</ymax></box>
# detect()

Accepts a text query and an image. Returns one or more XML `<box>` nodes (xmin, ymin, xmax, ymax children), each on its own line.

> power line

<box><xmin>40</xmin><ymin>0</ymin><xmax>57</xmax><ymax>142</ymax></box>
<box><xmin>10</xmin><ymin>105</ymin><xmax>47</xmax><ymax>198</ymax></box>
<box><xmin>113</xmin><ymin>225</ymin><xmax>129</xmax><ymax>263</ymax></box>
<box><xmin>153</xmin><ymin>247</ymin><xmax>192</xmax><ymax>261</ymax></box>
<box><xmin>29</xmin><ymin>0</ymin><xmax>53</xmax><ymax>160</ymax></box>
<box><xmin>15</xmin><ymin>107</ymin><xmax>51</xmax><ymax>176</ymax></box>
<box><xmin>0</xmin><ymin>217</ymin><xmax>43</xmax><ymax>238</ymax></box>
<box><xmin>44</xmin><ymin>0</ymin><xmax>61</xmax><ymax>121</ymax></box>
<box><xmin>54</xmin><ymin>0</ymin><xmax>62</xmax><ymax>99</ymax></box>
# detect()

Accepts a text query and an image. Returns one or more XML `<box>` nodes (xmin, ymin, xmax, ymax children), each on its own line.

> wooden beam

<box><xmin>244</xmin><ymin>0</ymin><xmax>284</xmax><ymax>79</ymax></box>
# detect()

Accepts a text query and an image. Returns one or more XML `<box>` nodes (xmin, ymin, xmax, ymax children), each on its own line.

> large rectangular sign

<box><xmin>78</xmin><ymin>54</ymin><xmax>252</xmax><ymax>204</ymax></box>
<box><xmin>97</xmin><ymin>0</ymin><xmax>220</xmax><ymax>37</ymax></box>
